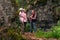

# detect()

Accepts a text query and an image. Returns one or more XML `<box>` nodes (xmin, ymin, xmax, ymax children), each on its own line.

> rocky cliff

<box><xmin>0</xmin><ymin>0</ymin><xmax>60</xmax><ymax>28</ymax></box>
<box><xmin>0</xmin><ymin>0</ymin><xmax>15</xmax><ymax>26</ymax></box>
<box><xmin>27</xmin><ymin>0</ymin><xmax>60</xmax><ymax>29</ymax></box>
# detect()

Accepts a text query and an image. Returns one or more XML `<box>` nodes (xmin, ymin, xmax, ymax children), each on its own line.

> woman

<box><xmin>30</xmin><ymin>10</ymin><xmax>37</xmax><ymax>33</ymax></box>
<box><xmin>19</xmin><ymin>8</ymin><xmax>27</xmax><ymax>34</ymax></box>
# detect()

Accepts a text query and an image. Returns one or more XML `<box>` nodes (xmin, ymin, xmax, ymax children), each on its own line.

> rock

<box><xmin>27</xmin><ymin>0</ymin><xmax>58</xmax><ymax>30</ymax></box>
<box><xmin>0</xmin><ymin>0</ymin><xmax>15</xmax><ymax>26</ymax></box>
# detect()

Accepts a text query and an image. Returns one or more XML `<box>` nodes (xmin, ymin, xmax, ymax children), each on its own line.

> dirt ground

<box><xmin>22</xmin><ymin>32</ymin><xmax>58</xmax><ymax>40</ymax></box>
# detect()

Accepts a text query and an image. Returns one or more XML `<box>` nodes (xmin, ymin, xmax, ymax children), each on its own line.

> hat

<box><xmin>19</xmin><ymin>8</ymin><xmax>23</xmax><ymax>10</ymax></box>
<box><xmin>23</xmin><ymin>9</ymin><xmax>26</xmax><ymax>12</ymax></box>
<box><xmin>23</xmin><ymin>9</ymin><xmax>25</xmax><ymax>11</ymax></box>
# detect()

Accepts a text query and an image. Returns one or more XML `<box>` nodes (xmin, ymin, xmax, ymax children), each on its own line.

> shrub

<box><xmin>35</xmin><ymin>30</ymin><xmax>44</xmax><ymax>38</ymax></box>
<box><xmin>51</xmin><ymin>20</ymin><xmax>60</xmax><ymax>38</ymax></box>
<box><xmin>51</xmin><ymin>26</ymin><xmax>60</xmax><ymax>38</ymax></box>
<box><xmin>6</xmin><ymin>28</ymin><xmax>25</xmax><ymax>40</ymax></box>
<box><xmin>25</xmin><ymin>23</ymin><xmax>30</xmax><ymax>32</ymax></box>
<box><xmin>35</xmin><ymin>20</ymin><xmax>60</xmax><ymax>38</ymax></box>
<box><xmin>35</xmin><ymin>30</ymin><xmax>53</xmax><ymax>38</ymax></box>
<box><xmin>57</xmin><ymin>20</ymin><xmax>60</xmax><ymax>26</ymax></box>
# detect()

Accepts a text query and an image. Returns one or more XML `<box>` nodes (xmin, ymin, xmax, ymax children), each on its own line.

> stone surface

<box><xmin>0</xmin><ymin>0</ymin><xmax>14</xmax><ymax>26</ymax></box>
<box><xmin>27</xmin><ymin>0</ymin><xmax>60</xmax><ymax>29</ymax></box>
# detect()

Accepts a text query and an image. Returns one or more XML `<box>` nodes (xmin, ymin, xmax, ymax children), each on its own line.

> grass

<box><xmin>35</xmin><ymin>20</ymin><xmax>60</xmax><ymax>38</ymax></box>
<box><xmin>35</xmin><ymin>30</ymin><xmax>53</xmax><ymax>38</ymax></box>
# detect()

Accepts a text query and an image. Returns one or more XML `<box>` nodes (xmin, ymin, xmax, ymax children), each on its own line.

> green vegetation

<box><xmin>7</xmin><ymin>28</ymin><xmax>25</xmax><ymax>40</ymax></box>
<box><xmin>25</xmin><ymin>23</ymin><xmax>30</xmax><ymax>32</ymax></box>
<box><xmin>35</xmin><ymin>30</ymin><xmax>53</xmax><ymax>38</ymax></box>
<box><xmin>0</xmin><ymin>0</ymin><xmax>60</xmax><ymax>40</ymax></box>
<box><xmin>0</xmin><ymin>27</ymin><xmax>25</xmax><ymax>40</ymax></box>
<box><xmin>35</xmin><ymin>20</ymin><xmax>60</xmax><ymax>38</ymax></box>
<box><xmin>11</xmin><ymin>0</ymin><xmax>48</xmax><ymax>10</ymax></box>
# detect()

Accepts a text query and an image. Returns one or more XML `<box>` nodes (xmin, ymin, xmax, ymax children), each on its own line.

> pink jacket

<box><xmin>19</xmin><ymin>12</ymin><xmax>27</xmax><ymax>22</ymax></box>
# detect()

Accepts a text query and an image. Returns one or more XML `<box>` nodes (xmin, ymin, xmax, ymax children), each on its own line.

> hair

<box><xmin>31</xmin><ymin>9</ymin><xmax>36</xmax><ymax>14</ymax></box>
